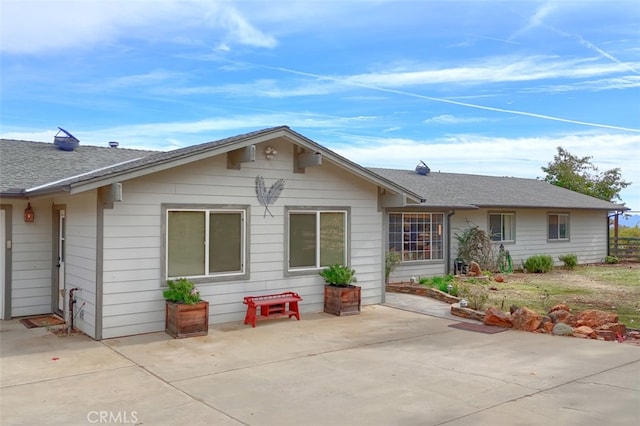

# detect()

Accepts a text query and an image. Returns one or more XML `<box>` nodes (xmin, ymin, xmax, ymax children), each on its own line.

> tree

<box><xmin>541</xmin><ymin>147</ymin><xmax>631</xmax><ymax>203</ymax></box>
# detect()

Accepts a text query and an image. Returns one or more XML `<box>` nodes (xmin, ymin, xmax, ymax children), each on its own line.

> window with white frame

<box><xmin>166</xmin><ymin>208</ymin><xmax>246</xmax><ymax>278</ymax></box>
<box><xmin>388</xmin><ymin>212</ymin><xmax>444</xmax><ymax>261</ymax></box>
<box><xmin>288</xmin><ymin>209</ymin><xmax>347</xmax><ymax>270</ymax></box>
<box><xmin>489</xmin><ymin>212</ymin><xmax>515</xmax><ymax>242</ymax></box>
<box><xmin>548</xmin><ymin>213</ymin><xmax>569</xmax><ymax>241</ymax></box>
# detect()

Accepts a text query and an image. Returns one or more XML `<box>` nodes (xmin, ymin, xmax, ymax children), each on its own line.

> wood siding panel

<box><xmin>7</xmin><ymin>200</ymin><xmax>52</xmax><ymax>317</ymax></box>
<box><xmin>450</xmin><ymin>208</ymin><xmax>609</xmax><ymax>270</ymax></box>
<box><xmin>100</xmin><ymin>142</ymin><xmax>385</xmax><ymax>338</ymax></box>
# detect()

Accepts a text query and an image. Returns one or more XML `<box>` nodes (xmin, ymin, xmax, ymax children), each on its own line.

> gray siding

<box><xmin>451</xmin><ymin>208</ymin><xmax>609</xmax><ymax>269</ymax></box>
<box><xmin>8</xmin><ymin>200</ymin><xmax>52</xmax><ymax>317</ymax></box>
<box><xmin>56</xmin><ymin>192</ymin><xmax>98</xmax><ymax>338</ymax></box>
<box><xmin>100</xmin><ymin>140</ymin><xmax>384</xmax><ymax>338</ymax></box>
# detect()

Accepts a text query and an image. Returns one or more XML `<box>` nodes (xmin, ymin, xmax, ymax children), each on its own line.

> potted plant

<box><xmin>320</xmin><ymin>264</ymin><xmax>361</xmax><ymax>316</ymax></box>
<box><xmin>163</xmin><ymin>278</ymin><xmax>209</xmax><ymax>338</ymax></box>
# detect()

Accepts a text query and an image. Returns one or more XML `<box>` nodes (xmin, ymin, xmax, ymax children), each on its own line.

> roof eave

<box><xmin>55</xmin><ymin>127</ymin><xmax>422</xmax><ymax>204</ymax></box>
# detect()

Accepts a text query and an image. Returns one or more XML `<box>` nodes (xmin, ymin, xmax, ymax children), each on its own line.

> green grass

<box><xmin>475</xmin><ymin>264</ymin><xmax>640</xmax><ymax>327</ymax></box>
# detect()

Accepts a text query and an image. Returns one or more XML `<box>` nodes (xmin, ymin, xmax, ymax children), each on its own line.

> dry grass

<box><xmin>477</xmin><ymin>263</ymin><xmax>640</xmax><ymax>327</ymax></box>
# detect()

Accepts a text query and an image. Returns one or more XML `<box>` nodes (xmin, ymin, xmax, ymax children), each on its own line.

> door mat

<box><xmin>448</xmin><ymin>322</ymin><xmax>508</xmax><ymax>334</ymax></box>
<box><xmin>19</xmin><ymin>315</ymin><xmax>65</xmax><ymax>329</ymax></box>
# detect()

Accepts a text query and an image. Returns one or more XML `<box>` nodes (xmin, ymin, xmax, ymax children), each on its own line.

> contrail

<box><xmin>264</xmin><ymin>65</ymin><xmax>640</xmax><ymax>133</ymax></box>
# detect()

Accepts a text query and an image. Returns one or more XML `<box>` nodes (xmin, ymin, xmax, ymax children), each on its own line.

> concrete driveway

<box><xmin>1</xmin><ymin>294</ymin><xmax>639</xmax><ymax>425</ymax></box>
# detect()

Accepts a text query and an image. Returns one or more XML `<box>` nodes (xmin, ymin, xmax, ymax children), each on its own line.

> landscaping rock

<box><xmin>573</xmin><ymin>325</ymin><xmax>597</xmax><ymax>339</ymax></box>
<box><xmin>575</xmin><ymin>310</ymin><xmax>619</xmax><ymax>328</ymax></box>
<box><xmin>542</xmin><ymin>318</ymin><xmax>554</xmax><ymax>333</ymax></box>
<box><xmin>494</xmin><ymin>274</ymin><xmax>504</xmax><ymax>283</ymax></box>
<box><xmin>548</xmin><ymin>304</ymin><xmax>571</xmax><ymax>313</ymax></box>
<box><xmin>483</xmin><ymin>307</ymin><xmax>512</xmax><ymax>328</ymax></box>
<box><xmin>511</xmin><ymin>307</ymin><xmax>542</xmax><ymax>331</ymax></box>
<box><xmin>450</xmin><ymin>303</ymin><xmax>485</xmax><ymax>322</ymax></box>
<box><xmin>468</xmin><ymin>261</ymin><xmax>482</xmax><ymax>277</ymax></box>
<box><xmin>552</xmin><ymin>323</ymin><xmax>574</xmax><ymax>336</ymax></box>
<box><xmin>548</xmin><ymin>309</ymin><xmax>572</xmax><ymax>324</ymax></box>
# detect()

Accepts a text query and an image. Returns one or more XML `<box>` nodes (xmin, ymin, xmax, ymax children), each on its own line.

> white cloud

<box><xmin>423</xmin><ymin>115</ymin><xmax>488</xmax><ymax>124</ymax></box>
<box><xmin>333</xmin><ymin>131</ymin><xmax>640</xmax><ymax>208</ymax></box>
<box><xmin>0</xmin><ymin>0</ymin><xmax>277</xmax><ymax>54</ymax></box>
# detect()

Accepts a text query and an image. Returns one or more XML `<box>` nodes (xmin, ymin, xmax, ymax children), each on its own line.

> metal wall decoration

<box><xmin>255</xmin><ymin>176</ymin><xmax>285</xmax><ymax>217</ymax></box>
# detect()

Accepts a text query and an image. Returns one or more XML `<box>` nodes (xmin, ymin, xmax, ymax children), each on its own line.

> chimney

<box><xmin>108</xmin><ymin>141</ymin><xmax>119</xmax><ymax>148</ymax></box>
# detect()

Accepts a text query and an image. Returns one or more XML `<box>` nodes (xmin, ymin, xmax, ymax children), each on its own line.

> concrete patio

<box><xmin>1</xmin><ymin>293</ymin><xmax>639</xmax><ymax>425</ymax></box>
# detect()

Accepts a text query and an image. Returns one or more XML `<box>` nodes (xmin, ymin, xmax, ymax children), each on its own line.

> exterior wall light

<box><xmin>24</xmin><ymin>203</ymin><xmax>35</xmax><ymax>222</ymax></box>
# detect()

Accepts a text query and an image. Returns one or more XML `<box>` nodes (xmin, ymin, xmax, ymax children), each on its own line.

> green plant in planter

<box><xmin>163</xmin><ymin>278</ymin><xmax>201</xmax><ymax>304</ymax></box>
<box><xmin>319</xmin><ymin>264</ymin><xmax>357</xmax><ymax>287</ymax></box>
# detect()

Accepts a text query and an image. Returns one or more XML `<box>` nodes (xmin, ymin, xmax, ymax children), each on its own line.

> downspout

<box><xmin>95</xmin><ymin>190</ymin><xmax>105</xmax><ymax>340</ymax></box>
<box><xmin>68</xmin><ymin>287</ymin><xmax>79</xmax><ymax>333</ymax></box>
<box><xmin>445</xmin><ymin>210</ymin><xmax>455</xmax><ymax>275</ymax></box>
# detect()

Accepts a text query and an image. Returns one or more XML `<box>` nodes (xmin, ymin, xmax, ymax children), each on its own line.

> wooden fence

<box><xmin>608</xmin><ymin>237</ymin><xmax>640</xmax><ymax>261</ymax></box>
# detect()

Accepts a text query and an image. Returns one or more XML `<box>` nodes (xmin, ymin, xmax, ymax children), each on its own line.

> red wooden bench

<box><xmin>243</xmin><ymin>292</ymin><xmax>302</xmax><ymax>328</ymax></box>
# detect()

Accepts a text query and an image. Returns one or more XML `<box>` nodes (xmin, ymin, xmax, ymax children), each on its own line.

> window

<box><xmin>548</xmin><ymin>213</ymin><xmax>569</xmax><ymax>241</ymax></box>
<box><xmin>288</xmin><ymin>210</ymin><xmax>347</xmax><ymax>270</ymax></box>
<box><xmin>166</xmin><ymin>208</ymin><xmax>245</xmax><ymax>278</ymax></box>
<box><xmin>489</xmin><ymin>212</ymin><xmax>515</xmax><ymax>242</ymax></box>
<box><xmin>389</xmin><ymin>213</ymin><xmax>444</xmax><ymax>261</ymax></box>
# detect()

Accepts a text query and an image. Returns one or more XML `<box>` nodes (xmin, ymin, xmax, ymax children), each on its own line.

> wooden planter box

<box><xmin>165</xmin><ymin>301</ymin><xmax>209</xmax><ymax>338</ymax></box>
<box><xmin>324</xmin><ymin>285</ymin><xmax>361</xmax><ymax>316</ymax></box>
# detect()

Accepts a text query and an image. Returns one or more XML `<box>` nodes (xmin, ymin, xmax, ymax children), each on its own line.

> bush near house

<box><xmin>524</xmin><ymin>255</ymin><xmax>554</xmax><ymax>273</ymax></box>
<box><xmin>559</xmin><ymin>253</ymin><xmax>578</xmax><ymax>270</ymax></box>
<box><xmin>419</xmin><ymin>275</ymin><xmax>459</xmax><ymax>296</ymax></box>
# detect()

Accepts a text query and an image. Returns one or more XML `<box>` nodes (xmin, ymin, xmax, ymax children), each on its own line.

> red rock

<box><xmin>548</xmin><ymin>309</ymin><xmax>572</xmax><ymax>324</ymax></box>
<box><xmin>628</xmin><ymin>331</ymin><xmax>640</xmax><ymax>340</ymax></box>
<box><xmin>543</xmin><ymin>320</ymin><xmax>554</xmax><ymax>333</ymax></box>
<box><xmin>494</xmin><ymin>274</ymin><xmax>504</xmax><ymax>283</ymax></box>
<box><xmin>511</xmin><ymin>307</ymin><xmax>542</xmax><ymax>331</ymax></box>
<box><xmin>484</xmin><ymin>307</ymin><xmax>513</xmax><ymax>328</ymax></box>
<box><xmin>468</xmin><ymin>261</ymin><xmax>482</xmax><ymax>277</ymax></box>
<box><xmin>575</xmin><ymin>310</ymin><xmax>619</xmax><ymax>328</ymax></box>
<box><xmin>573</xmin><ymin>325</ymin><xmax>597</xmax><ymax>339</ymax></box>
<box><xmin>548</xmin><ymin>304</ymin><xmax>571</xmax><ymax>314</ymax></box>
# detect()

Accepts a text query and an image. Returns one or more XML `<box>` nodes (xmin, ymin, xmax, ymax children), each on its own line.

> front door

<box><xmin>54</xmin><ymin>209</ymin><xmax>66</xmax><ymax>316</ymax></box>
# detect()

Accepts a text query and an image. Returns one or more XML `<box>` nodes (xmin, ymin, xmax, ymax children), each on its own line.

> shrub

<box><xmin>385</xmin><ymin>250</ymin><xmax>402</xmax><ymax>283</ymax></box>
<box><xmin>524</xmin><ymin>255</ymin><xmax>554</xmax><ymax>273</ymax></box>
<box><xmin>558</xmin><ymin>253</ymin><xmax>578</xmax><ymax>270</ymax></box>
<box><xmin>605</xmin><ymin>255</ymin><xmax>619</xmax><ymax>264</ymax></box>
<box><xmin>454</xmin><ymin>224</ymin><xmax>497</xmax><ymax>271</ymax></box>
<box><xmin>419</xmin><ymin>275</ymin><xmax>458</xmax><ymax>296</ymax></box>
<box><xmin>459</xmin><ymin>282</ymin><xmax>489</xmax><ymax>310</ymax></box>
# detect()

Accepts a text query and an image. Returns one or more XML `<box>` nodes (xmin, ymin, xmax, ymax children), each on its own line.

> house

<box><xmin>0</xmin><ymin>126</ymin><xmax>626</xmax><ymax>339</ymax></box>
<box><xmin>370</xmin><ymin>168</ymin><xmax>627</xmax><ymax>282</ymax></box>
<box><xmin>0</xmin><ymin>126</ymin><xmax>423</xmax><ymax>339</ymax></box>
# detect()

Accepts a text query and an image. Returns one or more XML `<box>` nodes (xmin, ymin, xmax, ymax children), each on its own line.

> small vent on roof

<box><xmin>53</xmin><ymin>127</ymin><xmax>80</xmax><ymax>151</ymax></box>
<box><xmin>415</xmin><ymin>161</ymin><xmax>430</xmax><ymax>176</ymax></box>
<box><xmin>108</xmin><ymin>141</ymin><xmax>119</xmax><ymax>148</ymax></box>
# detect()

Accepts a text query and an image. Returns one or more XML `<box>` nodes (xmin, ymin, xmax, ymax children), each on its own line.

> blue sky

<box><xmin>2</xmin><ymin>0</ymin><xmax>639</xmax><ymax>211</ymax></box>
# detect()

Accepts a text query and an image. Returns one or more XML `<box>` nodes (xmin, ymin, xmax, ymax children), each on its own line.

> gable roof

<box><xmin>1</xmin><ymin>126</ymin><xmax>424</xmax><ymax>204</ymax></box>
<box><xmin>0</xmin><ymin>138</ymin><xmax>156</xmax><ymax>195</ymax></box>
<box><xmin>370</xmin><ymin>168</ymin><xmax>627</xmax><ymax>211</ymax></box>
